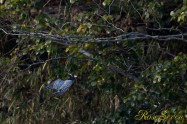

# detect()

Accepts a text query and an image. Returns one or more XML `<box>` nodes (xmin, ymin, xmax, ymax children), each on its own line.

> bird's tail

<box><xmin>53</xmin><ymin>91</ymin><xmax>63</xmax><ymax>95</ymax></box>
<box><xmin>45</xmin><ymin>84</ymin><xmax>54</xmax><ymax>90</ymax></box>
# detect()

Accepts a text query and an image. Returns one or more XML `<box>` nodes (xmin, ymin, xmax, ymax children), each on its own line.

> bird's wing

<box><xmin>45</xmin><ymin>79</ymin><xmax>64</xmax><ymax>90</ymax></box>
<box><xmin>53</xmin><ymin>79</ymin><xmax>64</xmax><ymax>90</ymax></box>
<box><xmin>53</xmin><ymin>80</ymin><xmax>74</xmax><ymax>95</ymax></box>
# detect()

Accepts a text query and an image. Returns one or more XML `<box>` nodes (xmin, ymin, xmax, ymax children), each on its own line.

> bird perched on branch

<box><xmin>45</xmin><ymin>74</ymin><xmax>76</xmax><ymax>95</ymax></box>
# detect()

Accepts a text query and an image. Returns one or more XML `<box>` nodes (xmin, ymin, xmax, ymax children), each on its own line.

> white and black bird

<box><xmin>45</xmin><ymin>74</ymin><xmax>76</xmax><ymax>95</ymax></box>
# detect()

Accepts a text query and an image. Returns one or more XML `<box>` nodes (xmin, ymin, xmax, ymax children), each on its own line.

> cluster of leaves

<box><xmin>122</xmin><ymin>53</ymin><xmax>187</xmax><ymax>123</ymax></box>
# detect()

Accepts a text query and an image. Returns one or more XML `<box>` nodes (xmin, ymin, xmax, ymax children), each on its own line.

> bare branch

<box><xmin>1</xmin><ymin>27</ymin><xmax>187</xmax><ymax>44</ymax></box>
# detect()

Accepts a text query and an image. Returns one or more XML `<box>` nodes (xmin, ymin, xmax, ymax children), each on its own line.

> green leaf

<box><xmin>70</xmin><ymin>0</ymin><xmax>77</xmax><ymax>4</ymax></box>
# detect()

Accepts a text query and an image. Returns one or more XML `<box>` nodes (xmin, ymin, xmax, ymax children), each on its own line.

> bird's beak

<box><xmin>68</xmin><ymin>74</ymin><xmax>77</xmax><ymax>78</ymax></box>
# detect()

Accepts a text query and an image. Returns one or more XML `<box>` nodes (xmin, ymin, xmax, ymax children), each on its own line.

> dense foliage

<box><xmin>0</xmin><ymin>0</ymin><xmax>187</xmax><ymax>123</ymax></box>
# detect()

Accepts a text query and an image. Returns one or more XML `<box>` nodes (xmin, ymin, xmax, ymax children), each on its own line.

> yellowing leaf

<box><xmin>77</xmin><ymin>24</ymin><xmax>86</xmax><ymax>33</ymax></box>
<box><xmin>65</xmin><ymin>45</ymin><xmax>75</xmax><ymax>52</ymax></box>
<box><xmin>77</xmin><ymin>25</ymin><xmax>83</xmax><ymax>32</ymax></box>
